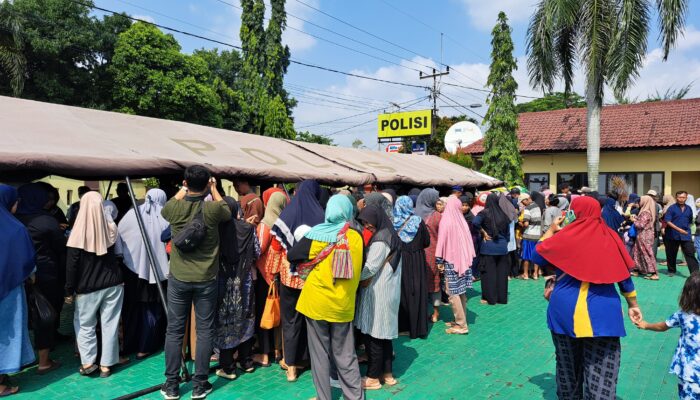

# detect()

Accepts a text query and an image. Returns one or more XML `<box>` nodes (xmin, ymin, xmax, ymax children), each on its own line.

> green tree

<box><xmin>440</xmin><ymin>152</ymin><xmax>474</xmax><ymax>169</ymax></box>
<box><xmin>515</xmin><ymin>92</ymin><xmax>585</xmax><ymax>113</ymax></box>
<box><xmin>427</xmin><ymin>115</ymin><xmax>477</xmax><ymax>155</ymax></box>
<box><xmin>110</xmin><ymin>22</ymin><xmax>223</xmax><ymax>127</ymax></box>
<box><xmin>0</xmin><ymin>2</ymin><xmax>26</xmax><ymax>96</ymax></box>
<box><xmin>351</xmin><ymin>139</ymin><xmax>364</xmax><ymax>148</ymax></box>
<box><xmin>195</xmin><ymin>48</ymin><xmax>245</xmax><ymax>130</ymax></box>
<box><xmin>527</xmin><ymin>0</ymin><xmax>688</xmax><ymax>188</ymax></box>
<box><xmin>265</xmin><ymin>0</ymin><xmax>295</xmax><ymax>112</ymax></box>
<box><xmin>481</xmin><ymin>12</ymin><xmax>523</xmax><ymax>186</ymax></box>
<box><xmin>295</xmin><ymin>130</ymin><xmax>334</xmax><ymax>145</ymax></box>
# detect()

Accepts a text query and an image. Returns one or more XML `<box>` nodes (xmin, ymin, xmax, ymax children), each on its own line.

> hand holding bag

<box><xmin>543</xmin><ymin>272</ymin><xmax>567</xmax><ymax>301</ymax></box>
<box><xmin>260</xmin><ymin>280</ymin><xmax>280</xmax><ymax>329</ymax></box>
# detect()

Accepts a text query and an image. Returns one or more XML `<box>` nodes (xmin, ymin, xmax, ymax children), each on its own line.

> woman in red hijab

<box><xmin>531</xmin><ymin>196</ymin><xmax>644</xmax><ymax>400</ymax></box>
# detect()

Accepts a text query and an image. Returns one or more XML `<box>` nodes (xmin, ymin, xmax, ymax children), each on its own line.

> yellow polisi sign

<box><xmin>378</xmin><ymin>109</ymin><xmax>432</xmax><ymax>138</ymax></box>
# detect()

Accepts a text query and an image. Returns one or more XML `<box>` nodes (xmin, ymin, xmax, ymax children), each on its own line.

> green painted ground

<box><xmin>9</xmin><ymin>263</ymin><xmax>692</xmax><ymax>399</ymax></box>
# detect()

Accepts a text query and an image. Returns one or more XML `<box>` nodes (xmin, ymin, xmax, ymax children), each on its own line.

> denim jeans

<box><xmin>164</xmin><ymin>276</ymin><xmax>217</xmax><ymax>388</ymax></box>
<box><xmin>695</xmin><ymin>236</ymin><xmax>700</xmax><ymax>267</ymax></box>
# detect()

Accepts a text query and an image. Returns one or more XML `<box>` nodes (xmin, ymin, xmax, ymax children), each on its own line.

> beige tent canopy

<box><xmin>0</xmin><ymin>96</ymin><xmax>502</xmax><ymax>187</ymax></box>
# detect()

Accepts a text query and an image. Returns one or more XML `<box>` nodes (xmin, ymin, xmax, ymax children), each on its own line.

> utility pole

<box><xmin>420</xmin><ymin>67</ymin><xmax>449</xmax><ymax>154</ymax></box>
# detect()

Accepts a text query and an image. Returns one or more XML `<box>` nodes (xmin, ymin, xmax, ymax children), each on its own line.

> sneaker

<box><xmin>191</xmin><ymin>382</ymin><xmax>213</xmax><ymax>399</ymax></box>
<box><xmin>160</xmin><ymin>383</ymin><xmax>180</xmax><ymax>400</ymax></box>
<box><xmin>330</xmin><ymin>378</ymin><xmax>341</xmax><ymax>388</ymax></box>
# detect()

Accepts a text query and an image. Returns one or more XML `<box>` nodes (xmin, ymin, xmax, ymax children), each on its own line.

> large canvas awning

<box><xmin>0</xmin><ymin>96</ymin><xmax>502</xmax><ymax>187</ymax></box>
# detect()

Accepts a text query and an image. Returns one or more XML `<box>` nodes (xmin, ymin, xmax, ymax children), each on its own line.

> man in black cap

<box><xmin>507</xmin><ymin>187</ymin><xmax>521</xmax><ymax>209</ymax></box>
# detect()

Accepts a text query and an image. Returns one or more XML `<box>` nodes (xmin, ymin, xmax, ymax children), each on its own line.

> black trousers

<box><xmin>34</xmin><ymin>279</ymin><xmax>63</xmax><ymax>349</ymax></box>
<box><xmin>480</xmin><ymin>255</ymin><xmax>509</xmax><ymax>305</ymax></box>
<box><xmin>551</xmin><ymin>333</ymin><xmax>621</xmax><ymax>400</ymax></box>
<box><xmin>254</xmin><ymin>278</ymin><xmax>276</xmax><ymax>356</ymax></box>
<box><xmin>280</xmin><ymin>284</ymin><xmax>308</xmax><ymax>365</ymax></box>
<box><xmin>665</xmin><ymin>239</ymin><xmax>699</xmax><ymax>274</ymax></box>
<box><xmin>219</xmin><ymin>338</ymin><xmax>254</xmax><ymax>374</ymax></box>
<box><xmin>164</xmin><ymin>276</ymin><xmax>217</xmax><ymax>389</ymax></box>
<box><xmin>366</xmin><ymin>336</ymin><xmax>393</xmax><ymax>379</ymax></box>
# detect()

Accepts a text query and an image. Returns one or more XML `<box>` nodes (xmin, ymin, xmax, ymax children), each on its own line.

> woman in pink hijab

<box><xmin>436</xmin><ymin>196</ymin><xmax>476</xmax><ymax>334</ymax></box>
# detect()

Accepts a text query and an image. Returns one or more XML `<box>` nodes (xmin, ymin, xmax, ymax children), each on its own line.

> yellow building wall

<box><xmin>40</xmin><ymin>176</ymin><xmax>147</xmax><ymax>212</ymax></box>
<box><xmin>522</xmin><ymin>148</ymin><xmax>700</xmax><ymax>195</ymax></box>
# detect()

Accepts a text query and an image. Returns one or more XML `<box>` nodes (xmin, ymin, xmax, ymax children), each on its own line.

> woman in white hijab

<box><xmin>117</xmin><ymin>189</ymin><xmax>170</xmax><ymax>359</ymax></box>
<box><xmin>65</xmin><ymin>192</ymin><xmax>125</xmax><ymax>378</ymax></box>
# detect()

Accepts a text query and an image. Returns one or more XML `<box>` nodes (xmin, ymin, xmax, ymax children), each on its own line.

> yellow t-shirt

<box><xmin>295</xmin><ymin>229</ymin><xmax>364</xmax><ymax>323</ymax></box>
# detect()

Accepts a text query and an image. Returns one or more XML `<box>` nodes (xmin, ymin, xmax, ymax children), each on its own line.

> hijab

<box><xmin>222</xmin><ymin>196</ymin><xmax>257</xmax><ymax>266</ymax></box>
<box><xmin>415</xmin><ymin>188</ymin><xmax>439</xmax><ymax>219</ymax></box>
<box><xmin>687</xmin><ymin>194</ymin><xmax>698</xmax><ymax>219</ymax></box>
<box><xmin>364</xmin><ymin>192</ymin><xmax>393</xmax><ymax>218</ymax></box>
<box><xmin>536</xmin><ymin>196</ymin><xmax>633</xmax><ymax>284</ymax></box>
<box><xmin>498</xmin><ymin>193</ymin><xmax>519</xmax><ymax>221</ymax></box>
<box><xmin>358</xmin><ymin>205</ymin><xmax>401</xmax><ymax>271</ymax></box>
<box><xmin>261</xmin><ymin>192</ymin><xmax>288</xmax><ymax>228</ymax></box>
<box><xmin>393</xmin><ymin>195</ymin><xmax>422</xmax><ymax>243</ymax></box>
<box><xmin>382</xmin><ymin>189</ymin><xmax>397</xmax><ymax>205</ymax></box>
<box><xmin>0</xmin><ymin>185</ymin><xmax>35</xmax><ymax>300</ymax></box>
<box><xmin>662</xmin><ymin>194</ymin><xmax>675</xmax><ymax>214</ymax></box>
<box><xmin>318</xmin><ymin>187</ymin><xmax>331</xmax><ymax>210</ymax></box>
<box><xmin>436</xmin><ymin>196</ymin><xmax>476</xmax><ymax>276</ymax></box>
<box><xmin>557</xmin><ymin>196</ymin><xmax>570</xmax><ymax>211</ymax></box>
<box><xmin>262</xmin><ymin>187</ymin><xmax>287</xmax><ymax>207</ymax></box>
<box><xmin>459</xmin><ymin>195</ymin><xmax>475</xmax><ymax>223</ymax></box>
<box><xmin>481</xmin><ymin>193</ymin><xmax>511</xmax><ymax>237</ymax></box>
<box><xmin>472</xmin><ymin>192</ymin><xmax>488</xmax><ymax>215</ymax></box>
<box><xmin>272</xmin><ymin>180</ymin><xmax>325</xmax><ymax>250</ymax></box>
<box><xmin>601</xmin><ymin>197</ymin><xmax>624</xmax><ymax>231</ymax></box>
<box><xmin>627</xmin><ymin>193</ymin><xmax>640</xmax><ymax>206</ymax></box>
<box><xmin>639</xmin><ymin>195</ymin><xmax>657</xmax><ymax>222</ymax></box>
<box><xmin>16</xmin><ymin>182</ymin><xmax>50</xmax><ymax>215</ymax></box>
<box><xmin>117</xmin><ymin>189</ymin><xmax>169</xmax><ymax>283</ymax></box>
<box><xmin>408</xmin><ymin>188</ymin><xmax>421</xmax><ymax>207</ymax></box>
<box><xmin>531</xmin><ymin>191</ymin><xmax>546</xmax><ymax>212</ymax></box>
<box><xmin>67</xmin><ymin>191</ymin><xmax>118</xmax><ymax>256</ymax></box>
<box><xmin>305</xmin><ymin>195</ymin><xmax>354</xmax><ymax>243</ymax></box>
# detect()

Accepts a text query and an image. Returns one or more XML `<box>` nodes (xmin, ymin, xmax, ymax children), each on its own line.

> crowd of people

<box><xmin>0</xmin><ymin>167</ymin><xmax>699</xmax><ymax>399</ymax></box>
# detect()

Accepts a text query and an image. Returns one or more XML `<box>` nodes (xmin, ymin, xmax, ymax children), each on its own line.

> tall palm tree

<box><xmin>527</xmin><ymin>0</ymin><xmax>688</xmax><ymax>188</ymax></box>
<box><xmin>0</xmin><ymin>3</ymin><xmax>26</xmax><ymax>97</ymax></box>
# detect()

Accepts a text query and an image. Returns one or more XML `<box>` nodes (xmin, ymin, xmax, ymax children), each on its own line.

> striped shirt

<box><xmin>355</xmin><ymin>241</ymin><xmax>402</xmax><ymax>340</ymax></box>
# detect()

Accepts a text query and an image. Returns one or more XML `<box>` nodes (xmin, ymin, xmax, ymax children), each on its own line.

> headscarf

<box><xmin>601</xmin><ymin>197</ymin><xmax>624</xmax><ymax>231</ymax></box>
<box><xmin>261</xmin><ymin>191</ymin><xmax>288</xmax><ymax>228</ymax></box>
<box><xmin>67</xmin><ymin>191</ymin><xmax>118</xmax><ymax>256</ymax></box>
<box><xmin>272</xmin><ymin>180</ymin><xmax>325</xmax><ymax>250</ymax></box>
<box><xmin>103</xmin><ymin>200</ymin><xmax>118</xmax><ymax>222</ymax></box>
<box><xmin>498</xmin><ymin>193</ymin><xmax>519</xmax><ymax>221</ymax></box>
<box><xmin>305</xmin><ymin>194</ymin><xmax>354</xmax><ymax>243</ymax></box>
<box><xmin>392</xmin><ymin>195</ymin><xmax>422</xmax><ymax>243</ymax></box>
<box><xmin>220</xmin><ymin>197</ymin><xmax>247</xmax><ymax>266</ymax></box>
<box><xmin>262</xmin><ymin>187</ymin><xmax>287</xmax><ymax>207</ymax></box>
<box><xmin>436</xmin><ymin>196</ymin><xmax>476</xmax><ymax>276</ymax></box>
<box><xmin>662</xmin><ymin>194</ymin><xmax>675</xmax><ymax>214</ymax></box>
<box><xmin>481</xmin><ymin>193</ymin><xmax>511</xmax><ymax>237</ymax></box>
<box><xmin>364</xmin><ymin>192</ymin><xmax>393</xmax><ymax>218</ymax></box>
<box><xmin>459</xmin><ymin>195</ymin><xmax>475</xmax><ymax>223</ymax></box>
<box><xmin>536</xmin><ymin>196</ymin><xmax>633</xmax><ymax>284</ymax></box>
<box><xmin>472</xmin><ymin>192</ymin><xmax>488</xmax><ymax>215</ymax></box>
<box><xmin>639</xmin><ymin>195</ymin><xmax>657</xmax><ymax>222</ymax></box>
<box><xmin>627</xmin><ymin>193</ymin><xmax>640</xmax><ymax>206</ymax></box>
<box><xmin>16</xmin><ymin>182</ymin><xmax>50</xmax><ymax>215</ymax></box>
<box><xmin>687</xmin><ymin>194</ymin><xmax>698</xmax><ymax>219</ymax></box>
<box><xmin>408</xmin><ymin>188</ymin><xmax>421</xmax><ymax>207</ymax></box>
<box><xmin>117</xmin><ymin>189</ymin><xmax>170</xmax><ymax>283</ymax></box>
<box><xmin>0</xmin><ymin>185</ymin><xmax>35</xmax><ymax>300</ymax></box>
<box><xmin>318</xmin><ymin>187</ymin><xmax>331</xmax><ymax>210</ymax></box>
<box><xmin>531</xmin><ymin>191</ymin><xmax>546</xmax><ymax>212</ymax></box>
<box><xmin>382</xmin><ymin>189</ymin><xmax>397</xmax><ymax>205</ymax></box>
<box><xmin>415</xmin><ymin>188</ymin><xmax>439</xmax><ymax>219</ymax></box>
<box><xmin>357</xmin><ymin>205</ymin><xmax>401</xmax><ymax>271</ymax></box>
<box><xmin>557</xmin><ymin>196</ymin><xmax>570</xmax><ymax>211</ymax></box>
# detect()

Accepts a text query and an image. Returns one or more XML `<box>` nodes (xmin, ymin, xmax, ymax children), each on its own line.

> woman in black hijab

<box><xmin>473</xmin><ymin>193</ymin><xmax>513</xmax><ymax>305</ymax></box>
<box><xmin>215</xmin><ymin>197</ymin><xmax>257</xmax><ymax>379</ymax></box>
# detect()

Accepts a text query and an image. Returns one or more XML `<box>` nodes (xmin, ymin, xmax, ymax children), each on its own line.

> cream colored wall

<box><xmin>671</xmin><ymin>171</ymin><xmax>700</xmax><ymax>197</ymax></box>
<box><xmin>40</xmin><ymin>176</ymin><xmax>147</xmax><ymax>212</ymax></box>
<box><xmin>522</xmin><ymin>148</ymin><xmax>700</xmax><ymax>194</ymax></box>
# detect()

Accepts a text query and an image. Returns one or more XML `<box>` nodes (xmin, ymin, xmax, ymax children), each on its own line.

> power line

<box><xmin>438</xmin><ymin>92</ymin><xmax>485</xmax><ymax>119</ymax></box>
<box><xmin>442</xmin><ymin>81</ymin><xmax>539</xmax><ymax>99</ymax></box>
<box><xmin>296</xmin><ymin>96</ymin><xmax>430</xmax><ymax>129</ymax></box>
<box><xmin>286</xmin><ymin>82</ymin><xmax>395</xmax><ymax>104</ymax></box>
<box><xmin>289</xmin><ymin>91</ymin><xmax>382</xmax><ymax>110</ymax></box>
<box><xmin>291</xmin><ymin>61</ymin><xmax>428</xmax><ymax>89</ymax></box>
<box><xmin>321</xmin><ymin>96</ymin><xmax>430</xmax><ymax>137</ymax></box>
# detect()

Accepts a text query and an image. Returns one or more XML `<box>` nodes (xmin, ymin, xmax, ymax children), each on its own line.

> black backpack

<box><xmin>173</xmin><ymin>200</ymin><xmax>207</xmax><ymax>252</ymax></box>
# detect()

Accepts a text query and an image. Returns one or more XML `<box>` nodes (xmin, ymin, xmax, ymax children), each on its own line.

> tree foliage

<box><xmin>110</xmin><ymin>22</ymin><xmax>223</xmax><ymax>127</ymax></box>
<box><xmin>515</xmin><ymin>92</ymin><xmax>585</xmax><ymax>113</ymax></box>
<box><xmin>295</xmin><ymin>131</ymin><xmax>334</xmax><ymax>145</ymax></box>
<box><xmin>481</xmin><ymin>12</ymin><xmax>523</xmax><ymax>187</ymax></box>
<box><xmin>0</xmin><ymin>2</ymin><xmax>27</xmax><ymax>96</ymax></box>
<box><xmin>440</xmin><ymin>152</ymin><xmax>474</xmax><ymax>169</ymax></box>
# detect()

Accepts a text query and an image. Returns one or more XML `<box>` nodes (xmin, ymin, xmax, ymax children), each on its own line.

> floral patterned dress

<box><xmin>632</xmin><ymin>210</ymin><xmax>657</xmax><ymax>274</ymax></box>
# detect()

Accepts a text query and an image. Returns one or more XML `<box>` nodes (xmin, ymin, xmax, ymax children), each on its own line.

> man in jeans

<box><xmin>663</xmin><ymin>190</ymin><xmax>699</xmax><ymax>277</ymax></box>
<box><xmin>160</xmin><ymin>165</ymin><xmax>231</xmax><ymax>400</ymax></box>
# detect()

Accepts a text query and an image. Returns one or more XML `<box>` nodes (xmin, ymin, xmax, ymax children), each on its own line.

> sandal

<box><xmin>0</xmin><ymin>386</ymin><xmax>19</xmax><ymax>397</ymax></box>
<box><xmin>383</xmin><ymin>377</ymin><xmax>398</xmax><ymax>386</ymax></box>
<box><xmin>445</xmin><ymin>327</ymin><xmax>469</xmax><ymax>335</ymax></box>
<box><xmin>252</xmin><ymin>354</ymin><xmax>271</xmax><ymax>368</ymax></box>
<box><xmin>99</xmin><ymin>368</ymin><xmax>111</xmax><ymax>378</ymax></box>
<box><xmin>361</xmin><ymin>378</ymin><xmax>382</xmax><ymax>390</ymax></box>
<box><xmin>36</xmin><ymin>360</ymin><xmax>61</xmax><ymax>375</ymax></box>
<box><xmin>444</xmin><ymin>321</ymin><xmax>457</xmax><ymax>327</ymax></box>
<box><xmin>79</xmin><ymin>364</ymin><xmax>98</xmax><ymax>376</ymax></box>
<box><xmin>646</xmin><ymin>274</ymin><xmax>659</xmax><ymax>281</ymax></box>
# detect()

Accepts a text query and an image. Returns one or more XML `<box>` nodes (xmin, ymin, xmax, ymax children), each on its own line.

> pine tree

<box><xmin>481</xmin><ymin>12</ymin><xmax>523</xmax><ymax>187</ymax></box>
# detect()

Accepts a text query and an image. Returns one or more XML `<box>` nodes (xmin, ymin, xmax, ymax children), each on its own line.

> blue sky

<box><xmin>96</xmin><ymin>0</ymin><xmax>700</xmax><ymax>147</ymax></box>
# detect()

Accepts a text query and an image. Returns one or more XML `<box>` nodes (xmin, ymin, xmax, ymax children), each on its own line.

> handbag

<box><xmin>173</xmin><ymin>201</ymin><xmax>207</xmax><ymax>253</ymax></box>
<box><xmin>260</xmin><ymin>280</ymin><xmax>280</xmax><ymax>329</ymax></box>
<box><xmin>543</xmin><ymin>273</ymin><xmax>567</xmax><ymax>301</ymax></box>
<box><xmin>26</xmin><ymin>284</ymin><xmax>57</xmax><ymax>331</ymax></box>
<box><xmin>628</xmin><ymin>224</ymin><xmax>637</xmax><ymax>239</ymax></box>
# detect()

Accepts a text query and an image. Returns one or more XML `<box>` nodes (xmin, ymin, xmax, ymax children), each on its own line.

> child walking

<box><xmin>636</xmin><ymin>273</ymin><xmax>700</xmax><ymax>399</ymax></box>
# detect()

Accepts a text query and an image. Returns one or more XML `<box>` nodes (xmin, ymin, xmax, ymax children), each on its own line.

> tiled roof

<box><xmin>461</xmin><ymin>98</ymin><xmax>700</xmax><ymax>154</ymax></box>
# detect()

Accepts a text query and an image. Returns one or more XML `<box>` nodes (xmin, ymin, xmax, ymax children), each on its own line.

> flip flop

<box><xmin>361</xmin><ymin>378</ymin><xmax>382</xmax><ymax>390</ymax></box>
<box><xmin>383</xmin><ymin>377</ymin><xmax>398</xmax><ymax>386</ymax></box>
<box><xmin>0</xmin><ymin>386</ymin><xmax>19</xmax><ymax>397</ymax></box>
<box><xmin>79</xmin><ymin>364</ymin><xmax>98</xmax><ymax>376</ymax></box>
<box><xmin>99</xmin><ymin>368</ymin><xmax>111</xmax><ymax>378</ymax></box>
<box><xmin>36</xmin><ymin>360</ymin><xmax>61</xmax><ymax>375</ymax></box>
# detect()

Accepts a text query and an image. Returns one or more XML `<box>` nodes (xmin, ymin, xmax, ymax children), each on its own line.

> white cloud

<box><xmin>459</xmin><ymin>0</ymin><xmax>536</xmax><ymax>31</ymax></box>
<box><xmin>132</xmin><ymin>14</ymin><xmax>155</xmax><ymax>24</ymax></box>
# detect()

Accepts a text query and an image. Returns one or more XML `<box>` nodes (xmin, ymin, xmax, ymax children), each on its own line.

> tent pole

<box><xmin>120</xmin><ymin>176</ymin><xmax>191</xmax><ymax>398</ymax></box>
<box><xmin>105</xmin><ymin>180</ymin><xmax>113</xmax><ymax>200</ymax></box>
